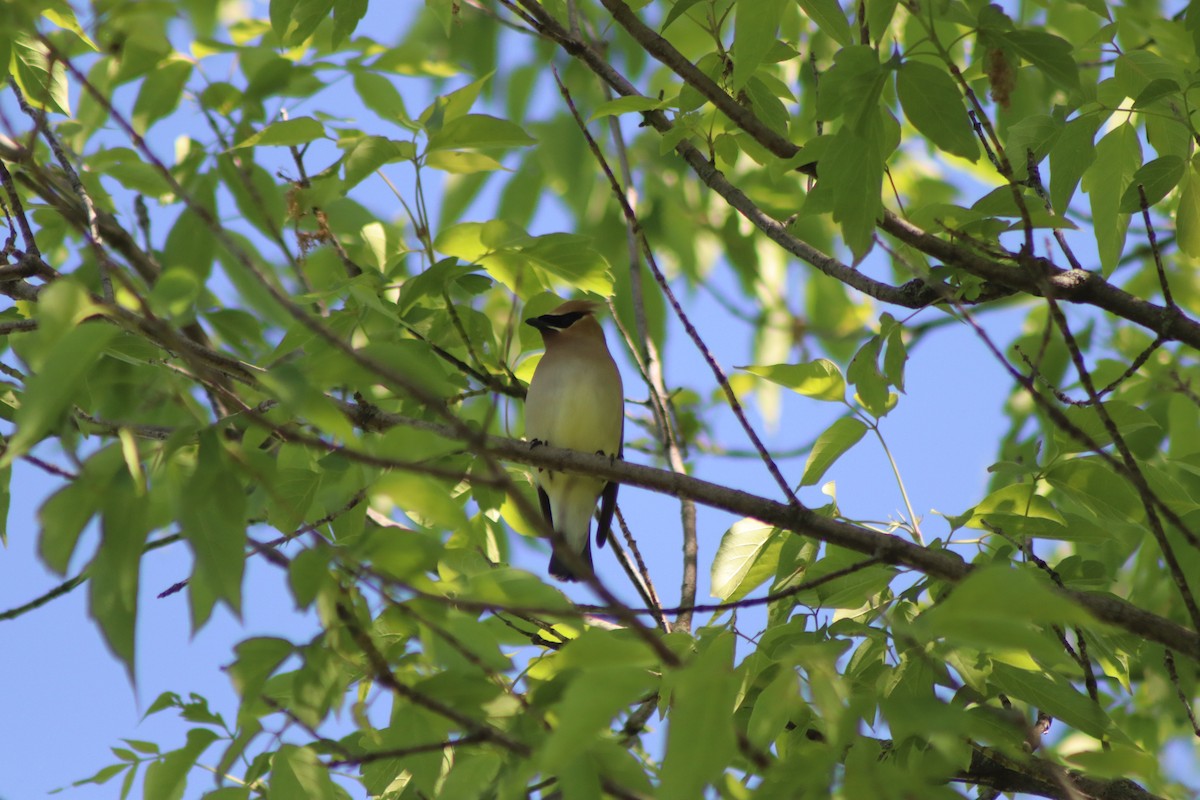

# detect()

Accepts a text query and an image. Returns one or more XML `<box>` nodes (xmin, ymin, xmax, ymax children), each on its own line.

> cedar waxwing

<box><xmin>524</xmin><ymin>299</ymin><xmax>624</xmax><ymax>581</ymax></box>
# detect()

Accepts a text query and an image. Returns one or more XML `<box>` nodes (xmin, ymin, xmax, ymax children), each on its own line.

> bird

<box><xmin>524</xmin><ymin>298</ymin><xmax>624</xmax><ymax>581</ymax></box>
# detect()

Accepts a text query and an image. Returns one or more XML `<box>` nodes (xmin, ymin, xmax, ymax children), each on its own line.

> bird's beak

<box><xmin>526</xmin><ymin>315</ymin><xmax>551</xmax><ymax>331</ymax></box>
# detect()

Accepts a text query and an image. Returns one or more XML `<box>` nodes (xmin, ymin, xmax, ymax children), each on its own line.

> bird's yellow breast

<box><xmin>525</xmin><ymin>346</ymin><xmax>623</xmax><ymax>456</ymax></box>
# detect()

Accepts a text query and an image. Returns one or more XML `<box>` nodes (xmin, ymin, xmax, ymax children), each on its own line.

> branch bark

<box><xmin>361</xmin><ymin>410</ymin><xmax>1200</xmax><ymax>662</ymax></box>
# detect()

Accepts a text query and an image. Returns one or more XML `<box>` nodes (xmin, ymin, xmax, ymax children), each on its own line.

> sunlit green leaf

<box><xmin>427</xmin><ymin>114</ymin><xmax>535</xmax><ymax>151</ymax></box>
<box><xmin>1081</xmin><ymin>123</ymin><xmax>1140</xmax><ymax>274</ymax></box>
<box><xmin>802</xmin><ymin>417</ymin><xmax>868</xmax><ymax>486</ymax></box>
<box><xmin>231</xmin><ymin>117</ymin><xmax>326</xmax><ymax>149</ymax></box>
<box><xmin>740</xmin><ymin>359</ymin><xmax>847</xmax><ymax>402</ymax></box>
<box><xmin>711</xmin><ymin>520</ymin><xmax>783</xmax><ymax>600</ymax></box>
<box><xmin>588</xmin><ymin>96</ymin><xmax>671</xmax><ymax>121</ymax></box>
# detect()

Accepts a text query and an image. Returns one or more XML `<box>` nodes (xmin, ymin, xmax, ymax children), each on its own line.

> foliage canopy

<box><xmin>2</xmin><ymin>0</ymin><xmax>1199</xmax><ymax>798</ymax></box>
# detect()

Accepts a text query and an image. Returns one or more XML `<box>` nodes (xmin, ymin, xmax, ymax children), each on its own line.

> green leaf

<box><xmin>882</xmin><ymin>321</ymin><xmax>907</xmax><ymax>391</ymax></box>
<box><xmin>1065</xmin><ymin>745</ymin><xmax>1160</xmax><ymax>781</ymax></box>
<box><xmin>12</xmin><ymin>34</ymin><xmax>70</xmax><ymax>114</ymax></box>
<box><xmin>90</xmin><ymin>473</ymin><xmax>151</xmax><ymax>682</ymax></box>
<box><xmin>1118</xmin><ymin>155</ymin><xmax>1184</xmax><ymax>213</ymax></box>
<box><xmin>1081</xmin><ymin>123</ymin><xmax>1140</xmax><ymax>274</ymax></box>
<box><xmin>420</xmin><ymin>72</ymin><xmax>495</xmax><ymax>128</ymax></box>
<box><xmin>265</xmin><ymin>466</ymin><xmax>323</xmax><ymax>534</ymax></box>
<box><xmin>821</xmin><ymin>128</ymin><xmax>884</xmax><ymax>257</ymax></box>
<box><xmin>538</xmin><ymin>667</ymin><xmax>656</xmax><ymax>771</ymax></box>
<box><xmin>746</xmin><ymin>665</ymin><xmax>803</xmax><ymax>748</ymax></box>
<box><xmin>660</xmin><ymin>633</ymin><xmax>739</xmax><ymax>799</ymax></box>
<box><xmin>425</xmin><ymin>150</ymin><xmax>506</xmax><ymax>174</ymax></box>
<box><xmin>39</xmin><ymin>449</ymin><xmax>123</xmax><ymax>575</ymax></box>
<box><xmin>288</xmin><ymin>547</ymin><xmax>332</xmax><ymax>608</ymax></box>
<box><xmin>989</xmin><ymin>662</ymin><xmax>1120</xmax><ymax>741</ymax></box>
<box><xmin>124</xmin><ymin>738</ymin><xmax>160</xmax><ymax>754</ymax></box>
<box><xmin>331</xmin><ymin>0</ymin><xmax>367</xmax><ymax>45</ymax></box>
<box><xmin>531</xmin><ymin>628</ymin><xmax>660</xmax><ymax>679</ymax></box>
<box><xmin>41</xmin><ymin>3</ymin><xmax>100</xmax><ymax>49</ymax></box>
<box><xmin>180</xmin><ymin>432</ymin><xmax>247</xmax><ymax>623</ymax></box>
<box><xmin>1114</xmin><ymin>50</ymin><xmax>1184</xmax><ymax>100</ymax></box>
<box><xmin>435</xmin><ymin>221</ymin><xmax>613</xmax><ymax>297</ymax></box>
<box><xmin>1054</xmin><ymin>400</ymin><xmax>1163</xmax><ymax>458</ymax></box>
<box><xmin>4</xmin><ymin>322</ymin><xmax>120</xmax><ymax>464</ymax></box>
<box><xmin>1002</xmin><ymin>30</ymin><xmax>1080</xmax><ymax>91</ymax></box>
<box><xmin>229</xmin><ymin>637</ymin><xmax>293</xmax><ymax>702</ymax></box>
<box><xmin>802</xmin><ymin>417</ymin><xmax>868</xmax><ymax>487</ymax></box>
<box><xmin>896</xmin><ymin>60</ymin><xmax>978</xmax><ymax>161</ymax></box>
<box><xmin>148</xmin><ymin>268</ymin><xmax>200</xmax><ymax>320</ymax></box>
<box><xmin>1175</xmin><ymin>160</ymin><xmax>1200</xmax><ymax>258</ymax></box>
<box><xmin>793</xmin><ymin>546</ymin><xmax>894</xmax><ymax>609</ymax></box>
<box><xmin>352</xmin><ymin>71</ymin><xmax>415</xmax><ymax>127</ymax></box>
<box><xmin>732</xmin><ymin>0</ymin><xmax>788</xmax><ymax>89</ymax></box>
<box><xmin>88</xmin><ymin>147</ymin><xmax>175</xmax><ymax>198</ymax></box>
<box><xmin>816</xmin><ymin>46</ymin><xmax>883</xmax><ymax>123</ymax></box>
<box><xmin>197</xmin><ymin>789</ymin><xmax>251</xmax><ymax>800</ymax></box>
<box><xmin>1048</xmin><ymin>116</ymin><xmax>1099</xmax><ymax>213</ymax></box>
<box><xmin>132</xmin><ymin>56</ymin><xmax>192</xmax><ymax>134</ymax></box>
<box><xmin>588</xmin><ymin>95</ymin><xmax>671</xmax><ymax>121</ymax></box>
<box><xmin>1045</xmin><ymin>458</ymin><xmax>1141</xmax><ymax>524</ymax></box>
<box><xmin>847</xmin><ymin>336</ymin><xmax>892</xmax><ymax>418</ymax></box>
<box><xmin>374</xmin><ymin>471</ymin><xmax>464</xmax><ymax>530</ymax></box>
<box><xmin>269</xmin><ymin>745</ymin><xmax>340</xmax><ymax>800</ymax></box>
<box><xmin>438</xmin><ymin>752</ymin><xmax>504</xmax><ymax>799</ymax></box>
<box><xmin>0</xmin><ymin>464</ymin><xmax>10</xmax><ymax>545</ymax></box>
<box><xmin>143</xmin><ymin>728</ymin><xmax>219</xmax><ymax>800</ymax></box>
<box><xmin>68</xmin><ymin>762</ymin><xmax>130</xmax><ymax>789</ymax></box>
<box><xmin>231</xmin><ymin>117</ymin><xmax>326</xmax><ymax>149</ymax></box>
<box><xmin>1133</xmin><ymin>78</ymin><xmax>1181</xmax><ymax>108</ymax></box>
<box><xmin>740</xmin><ymin>359</ymin><xmax>847</xmax><ymax>402</ymax></box>
<box><xmin>865</xmin><ymin>0</ymin><xmax>899</xmax><ymax>38</ymax></box>
<box><xmin>798</xmin><ymin>0</ymin><xmax>854</xmax><ymax>46</ymax></box>
<box><xmin>711</xmin><ymin>520</ymin><xmax>783</xmax><ymax>601</ymax></box>
<box><xmin>163</xmin><ymin>173</ymin><xmax>218</xmax><ymax>280</ymax></box>
<box><xmin>342</xmin><ymin>135</ymin><xmax>415</xmax><ymax>188</ymax></box>
<box><xmin>913</xmin><ymin>566</ymin><xmax>1090</xmax><ymax>668</ymax></box>
<box><xmin>662</xmin><ymin>0</ymin><xmax>706</xmax><ymax>31</ymax></box>
<box><xmin>520</xmin><ymin>234</ymin><xmax>613</xmax><ymax>295</ymax></box>
<box><xmin>271</xmin><ymin>0</ymin><xmax>334</xmax><ymax>46</ymax></box>
<box><xmin>968</xmin><ymin>483</ymin><xmax>1068</xmax><ymax>538</ymax></box>
<box><xmin>427</xmin><ymin>114</ymin><xmax>535</xmax><ymax>151</ymax></box>
<box><xmin>1003</xmin><ymin>114</ymin><xmax>1061</xmax><ymax>180</ymax></box>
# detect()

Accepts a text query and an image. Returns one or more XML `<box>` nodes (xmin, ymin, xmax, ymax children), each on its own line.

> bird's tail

<box><xmin>548</xmin><ymin>537</ymin><xmax>594</xmax><ymax>582</ymax></box>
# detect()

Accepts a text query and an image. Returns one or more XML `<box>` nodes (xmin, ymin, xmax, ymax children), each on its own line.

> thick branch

<box><xmin>962</xmin><ymin>746</ymin><xmax>1167</xmax><ymax>800</ymax></box>
<box><xmin>382</xmin><ymin>417</ymin><xmax>1200</xmax><ymax>661</ymax></box>
<box><xmin>880</xmin><ymin>212</ymin><xmax>1200</xmax><ymax>350</ymax></box>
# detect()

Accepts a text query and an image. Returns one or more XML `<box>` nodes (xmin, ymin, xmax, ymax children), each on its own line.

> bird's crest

<box><xmin>549</xmin><ymin>298</ymin><xmax>600</xmax><ymax>316</ymax></box>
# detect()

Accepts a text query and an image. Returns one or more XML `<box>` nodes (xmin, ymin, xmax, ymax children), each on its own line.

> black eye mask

<box><xmin>526</xmin><ymin>311</ymin><xmax>586</xmax><ymax>331</ymax></box>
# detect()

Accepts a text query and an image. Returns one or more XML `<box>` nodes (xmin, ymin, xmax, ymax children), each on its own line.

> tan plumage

<box><xmin>524</xmin><ymin>299</ymin><xmax>624</xmax><ymax>581</ymax></box>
